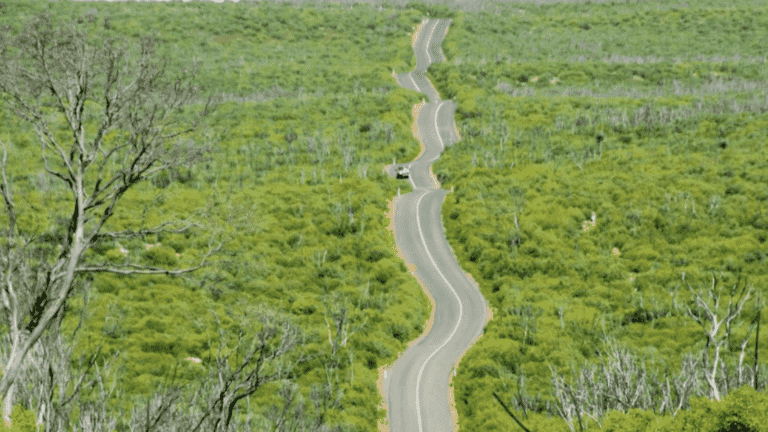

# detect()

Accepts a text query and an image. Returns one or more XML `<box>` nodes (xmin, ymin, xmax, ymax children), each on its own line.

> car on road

<box><xmin>396</xmin><ymin>166</ymin><xmax>410</xmax><ymax>179</ymax></box>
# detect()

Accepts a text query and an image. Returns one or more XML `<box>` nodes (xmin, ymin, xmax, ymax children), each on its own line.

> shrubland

<box><xmin>428</xmin><ymin>1</ymin><xmax>768</xmax><ymax>430</ymax></box>
<box><xmin>0</xmin><ymin>0</ymin><xmax>442</xmax><ymax>430</ymax></box>
<box><xmin>2</xmin><ymin>0</ymin><xmax>767</xmax><ymax>430</ymax></box>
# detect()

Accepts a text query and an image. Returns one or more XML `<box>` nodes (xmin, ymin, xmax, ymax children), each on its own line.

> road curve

<box><xmin>382</xmin><ymin>18</ymin><xmax>492</xmax><ymax>432</ymax></box>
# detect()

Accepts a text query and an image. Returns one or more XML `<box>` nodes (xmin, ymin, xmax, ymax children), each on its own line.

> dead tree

<box><xmin>549</xmin><ymin>340</ymin><xmax>703</xmax><ymax>429</ymax></box>
<box><xmin>662</xmin><ymin>354</ymin><xmax>703</xmax><ymax>415</ymax></box>
<box><xmin>141</xmin><ymin>304</ymin><xmax>324</xmax><ymax>432</ymax></box>
<box><xmin>0</xmin><ymin>297</ymin><xmax>122</xmax><ymax>432</ymax></box>
<box><xmin>264</xmin><ymin>379</ymin><xmax>346</xmax><ymax>432</ymax></box>
<box><xmin>549</xmin><ymin>279</ymin><xmax>765</xmax><ymax>430</ymax></box>
<box><xmin>681</xmin><ymin>272</ymin><xmax>755</xmax><ymax>401</ymax></box>
<box><xmin>323</xmin><ymin>291</ymin><xmax>367</xmax><ymax>359</ymax></box>
<box><xmin>42</xmin><ymin>303</ymin><xmax>331</xmax><ymax>432</ymax></box>
<box><xmin>548</xmin><ymin>273</ymin><xmax>765</xmax><ymax>430</ymax></box>
<box><xmin>0</xmin><ymin>12</ymin><xmax>219</xmax><ymax>427</ymax></box>
<box><xmin>755</xmin><ymin>308</ymin><xmax>762</xmax><ymax>391</ymax></box>
<box><xmin>58</xmin><ymin>304</ymin><xmax>333</xmax><ymax>432</ymax></box>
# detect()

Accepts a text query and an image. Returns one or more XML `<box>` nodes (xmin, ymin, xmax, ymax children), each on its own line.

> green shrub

<box><xmin>142</xmin><ymin>246</ymin><xmax>179</xmax><ymax>267</ymax></box>
<box><xmin>0</xmin><ymin>404</ymin><xmax>39</xmax><ymax>432</ymax></box>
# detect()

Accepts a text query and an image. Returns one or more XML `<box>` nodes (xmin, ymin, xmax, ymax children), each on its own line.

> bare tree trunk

<box><xmin>0</xmin><ymin>11</ymin><xmax>219</xmax><ymax>427</ymax></box>
<box><xmin>169</xmin><ymin>305</ymin><xmax>322</xmax><ymax>432</ymax></box>
<box><xmin>680</xmin><ymin>272</ymin><xmax>753</xmax><ymax>401</ymax></box>
<box><xmin>0</xmin><ymin>307</ymin><xmax>121</xmax><ymax>432</ymax></box>
<box><xmin>755</xmin><ymin>309</ymin><xmax>761</xmax><ymax>391</ymax></box>
<box><xmin>735</xmin><ymin>315</ymin><xmax>757</xmax><ymax>387</ymax></box>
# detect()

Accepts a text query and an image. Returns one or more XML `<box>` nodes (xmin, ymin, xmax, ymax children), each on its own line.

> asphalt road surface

<box><xmin>385</xmin><ymin>18</ymin><xmax>491</xmax><ymax>432</ymax></box>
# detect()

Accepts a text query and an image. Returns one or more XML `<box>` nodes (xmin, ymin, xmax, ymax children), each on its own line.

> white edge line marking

<box><xmin>425</xmin><ymin>19</ymin><xmax>438</xmax><ymax>64</ymax></box>
<box><xmin>409</xmin><ymin>72</ymin><xmax>420</xmax><ymax>92</ymax></box>
<box><xmin>414</xmin><ymin>190</ymin><xmax>464</xmax><ymax>432</ymax></box>
<box><xmin>434</xmin><ymin>101</ymin><xmax>445</xmax><ymax>151</ymax></box>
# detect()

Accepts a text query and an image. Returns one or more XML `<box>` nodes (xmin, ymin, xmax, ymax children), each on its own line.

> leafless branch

<box><xmin>94</xmin><ymin>220</ymin><xmax>198</xmax><ymax>241</ymax></box>
<box><xmin>77</xmin><ymin>240</ymin><xmax>221</xmax><ymax>276</ymax></box>
<box><xmin>0</xmin><ymin>11</ymin><xmax>218</xmax><ymax>425</ymax></box>
<box><xmin>492</xmin><ymin>392</ymin><xmax>532</xmax><ymax>432</ymax></box>
<box><xmin>680</xmin><ymin>271</ymin><xmax>754</xmax><ymax>400</ymax></box>
<box><xmin>0</xmin><ymin>141</ymin><xmax>16</xmax><ymax>237</ymax></box>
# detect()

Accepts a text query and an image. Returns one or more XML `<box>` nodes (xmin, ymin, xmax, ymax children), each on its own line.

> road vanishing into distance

<box><xmin>383</xmin><ymin>18</ymin><xmax>492</xmax><ymax>432</ymax></box>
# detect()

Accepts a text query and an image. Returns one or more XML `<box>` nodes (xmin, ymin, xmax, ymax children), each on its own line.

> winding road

<box><xmin>382</xmin><ymin>18</ymin><xmax>492</xmax><ymax>432</ymax></box>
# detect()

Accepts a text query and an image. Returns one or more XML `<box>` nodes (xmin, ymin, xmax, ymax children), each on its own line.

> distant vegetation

<box><xmin>0</xmin><ymin>1</ymin><xmax>445</xmax><ymax>430</ymax></box>
<box><xmin>1</xmin><ymin>0</ymin><xmax>767</xmax><ymax>430</ymax></box>
<box><xmin>428</xmin><ymin>1</ymin><xmax>768</xmax><ymax>430</ymax></box>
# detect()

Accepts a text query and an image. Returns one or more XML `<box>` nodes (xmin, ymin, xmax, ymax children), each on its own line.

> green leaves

<box><xmin>598</xmin><ymin>386</ymin><xmax>768</xmax><ymax>432</ymax></box>
<box><xmin>434</xmin><ymin>4</ymin><xmax>768</xmax><ymax>431</ymax></box>
<box><xmin>142</xmin><ymin>245</ymin><xmax>179</xmax><ymax>267</ymax></box>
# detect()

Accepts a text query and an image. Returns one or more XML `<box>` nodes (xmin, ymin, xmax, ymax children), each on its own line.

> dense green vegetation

<box><xmin>0</xmin><ymin>1</ymin><xmax>451</xmax><ymax>429</ymax></box>
<box><xmin>427</xmin><ymin>1</ymin><xmax>768</xmax><ymax>430</ymax></box>
<box><xmin>2</xmin><ymin>0</ymin><xmax>767</xmax><ymax>430</ymax></box>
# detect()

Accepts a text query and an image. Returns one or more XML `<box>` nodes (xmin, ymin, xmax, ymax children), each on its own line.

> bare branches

<box><xmin>492</xmin><ymin>392</ymin><xmax>532</xmax><ymax>432</ymax></box>
<box><xmin>94</xmin><ymin>220</ymin><xmax>197</xmax><ymax>241</ymax></box>
<box><xmin>175</xmin><ymin>305</ymin><xmax>322</xmax><ymax>432</ymax></box>
<box><xmin>0</xmin><ymin>141</ymin><xmax>16</xmax><ymax>238</ymax></box>
<box><xmin>549</xmin><ymin>341</ymin><xmax>705</xmax><ymax>429</ymax></box>
<box><xmin>680</xmin><ymin>271</ymin><xmax>755</xmax><ymax>400</ymax></box>
<box><xmin>77</xmin><ymin>241</ymin><xmax>222</xmax><ymax>276</ymax></box>
<box><xmin>0</xmin><ymin>11</ymin><xmax>217</xmax><ymax>426</ymax></box>
<box><xmin>550</xmin><ymin>273</ymin><xmax>765</xmax><ymax>430</ymax></box>
<box><xmin>0</xmin><ymin>318</ymin><xmax>122</xmax><ymax>432</ymax></box>
<box><xmin>323</xmin><ymin>292</ymin><xmax>367</xmax><ymax>358</ymax></box>
<box><xmin>1</xmin><ymin>11</ymin><xmax>212</xmax><ymax>205</ymax></box>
